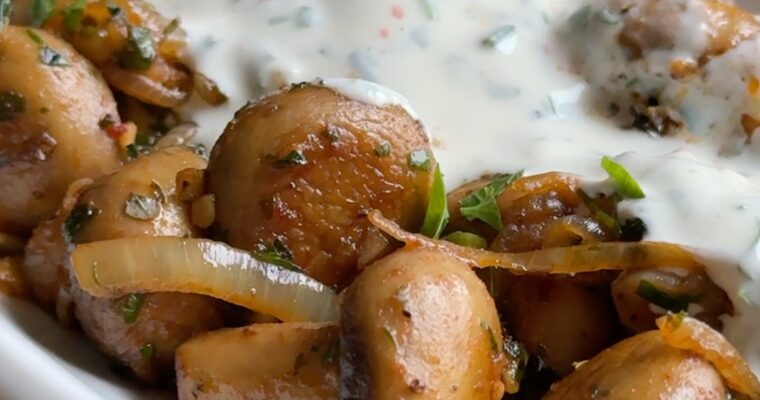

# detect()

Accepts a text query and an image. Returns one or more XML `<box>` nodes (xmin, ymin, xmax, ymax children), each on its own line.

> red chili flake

<box><xmin>391</xmin><ymin>5</ymin><xmax>405</xmax><ymax>19</ymax></box>
<box><xmin>380</xmin><ymin>28</ymin><xmax>390</xmax><ymax>38</ymax></box>
<box><xmin>105</xmin><ymin>123</ymin><xmax>128</xmax><ymax>139</ymax></box>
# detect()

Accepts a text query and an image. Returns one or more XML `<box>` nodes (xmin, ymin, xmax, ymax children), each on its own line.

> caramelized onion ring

<box><xmin>657</xmin><ymin>314</ymin><xmax>760</xmax><ymax>398</ymax></box>
<box><xmin>102</xmin><ymin>66</ymin><xmax>191</xmax><ymax>109</ymax></box>
<box><xmin>368</xmin><ymin>210</ymin><xmax>702</xmax><ymax>274</ymax></box>
<box><xmin>70</xmin><ymin>237</ymin><xmax>340</xmax><ymax>322</ymax></box>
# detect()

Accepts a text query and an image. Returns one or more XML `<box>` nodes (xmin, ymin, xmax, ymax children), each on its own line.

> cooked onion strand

<box><xmin>657</xmin><ymin>314</ymin><xmax>760</xmax><ymax>398</ymax></box>
<box><xmin>368</xmin><ymin>210</ymin><xmax>701</xmax><ymax>273</ymax></box>
<box><xmin>71</xmin><ymin>237</ymin><xmax>340</xmax><ymax>322</ymax></box>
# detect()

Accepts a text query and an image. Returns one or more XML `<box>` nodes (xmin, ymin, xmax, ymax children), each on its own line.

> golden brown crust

<box><xmin>208</xmin><ymin>84</ymin><xmax>433</xmax><ymax>288</ymax></box>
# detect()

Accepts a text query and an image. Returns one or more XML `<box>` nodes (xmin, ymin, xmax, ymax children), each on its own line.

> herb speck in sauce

<box><xmin>121</xmin><ymin>293</ymin><xmax>146</xmax><ymax>324</ymax></box>
<box><xmin>63</xmin><ymin>203</ymin><xmax>98</xmax><ymax>243</ymax></box>
<box><xmin>119</xmin><ymin>27</ymin><xmax>157</xmax><ymax>71</ymax></box>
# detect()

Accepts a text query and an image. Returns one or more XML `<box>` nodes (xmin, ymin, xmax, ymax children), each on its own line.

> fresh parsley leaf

<box><xmin>408</xmin><ymin>149</ymin><xmax>431</xmax><ymax>171</ymax></box>
<box><xmin>274</xmin><ymin>150</ymin><xmax>307</xmax><ymax>168</ymax></box>
<box><xmin>124</xmin><ymin>192</ymin><xmax>161</xmax><ymax>220</ymax></box>
<box><xmin>0</xmin><ymin>0</ymin><xmax>10</xmax><ymax>32</ymax></box>
<box><xmin>126</xmin><ymin>143</ymin><xmax>139</xmax><ymax>160</ymax></box>
<box><xmin>254</xmin><ymin>239</ymin><xmax>301</xmax><ymax>272</ymax></box>
<box><xmin>636</xmin><ymin>280</ymin><xmax>702</xmax><ymax>313</ymax></box>
<box><xmin>443</xmin><ymin>231</ymin><xmax>487</xmax><ymax>249</ymax></box>
<box><xmin>63</xmin><ymin>203</ymin><xmax>98</xmax><ymax>243</ymax></box>
<box><xmin>420</xmin><ymin>165</ymin><xmax>448</xmax><ymax>239</ymax></box>
<box><xmin>62</xmin><ymin>0</ymin><xmax>87</xmax><ymax>33</ymax></box>
<box><xmin>121</xmin><ymin>293</ymin><xmax>146</xmax><ymax>324</ymax></box>
<box><xmin>139</xmin><ymin>343</ymin><xmax>155</xmax><ymax>360</ymax></box>
<box><xmin>459</xmin><ymin>171</ymin><xmax>523</xmax><ymax>231</ymax></box>
<box><xmin>118</xmin><ymin>27</ymin><xmax>156</xmax><ymax>71</ymax></box>
<box><xmin>375</xmin><ymin>142</ymin><xmax>391</xmax><ymax>157</ymax></box>
<box><xmin>601</xmin><ymin>156</ymin><xmax>645</xmax><ymax>199</ymax></box>
<box><xmin>31</xmin><ymin>0</ymin><xmax>56</xmax><ymax>27</ymax></box>
<box><xmin>482</xmin><ymin>25</ymin><xmax>516</xmax><ymax>48</ymax></box>
<box><xmin>0</xmin><ymin>91</ymin><xmax>26</xmax><ymax>122</ymax></box>
<box><xmin>25</xmin><ymin>29</ymin><xmax>44</xmax><ymax>45</ymax></box>
<box><xmin>479</xmin><ymin>319</ymin><xmax>499</xmax><ymax>353</ymax></box>
<box><xmin>577</xmin><ymin>189</ymin><xmax>621</xmax><ymax>234</ymax></box>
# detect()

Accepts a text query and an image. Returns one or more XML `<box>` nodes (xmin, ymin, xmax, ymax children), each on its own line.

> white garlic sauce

<box><xmin>150</xmin><ymin>0</ymin><xmax>760</xmax><ymax>373</ymax></box>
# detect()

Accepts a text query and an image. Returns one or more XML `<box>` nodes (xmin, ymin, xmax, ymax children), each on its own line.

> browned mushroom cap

<box><xmin>341</xmin><ymin>248</ymin><xmax>508</xmax><ymax>400</ymax></box>
<box><xmin>0</xmin><ymin>26</ymin><xmax>121</xmax><ymax>234</ymax></box>
<box><xmin>207</xmin><ymin>82</ymin><xmax>434</xmax><ymax>288</ymax></box>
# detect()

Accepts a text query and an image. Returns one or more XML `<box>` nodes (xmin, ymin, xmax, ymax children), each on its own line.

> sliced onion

<box><xmin>102</xmin><ymin>66</ymin><xmax>191</xmax><ymax>109</ymax></box>
<box><xmin>542</xmin><ymin>216</ymin><xmax>608</xmax><ymax>247</ymax></box>
<box><xmin>70</xmin><ymin>237</ymin><xmax>339</xmax><ymax>322</ymax></box>
<box><xmin>193</xmin><ymin>72</ymin><xmax>229</xmax><ymax>106</ymax></box>
<box><xmin>154</xmin><ymin>122</ymin><xmax>198</xmax><ymax>149</ymax></box>
<box><xmin>368</xmin><ymin>210</ymin><xmax>702</xmax><ymax>274</ymax></box>
<box><xmin>657</xmin><ymin>314</ymin><xmax>760</xmax><ymax>397</ymax></box>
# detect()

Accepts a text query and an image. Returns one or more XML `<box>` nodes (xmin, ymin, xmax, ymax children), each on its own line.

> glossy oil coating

<box><xmin>207</xmin><ymin>84</ymin><xmax>433</xmax><ymax>288</ymax></box>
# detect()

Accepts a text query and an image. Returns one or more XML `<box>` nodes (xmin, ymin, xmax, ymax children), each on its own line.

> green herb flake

<box><xmin>126</xmin><ymin>144</ymin><xmax>139</xmax><ymax>160</ymax></box>
<box><xmin>578</xmin><ymin>189</ymin><xmax>621</xmax><ymax>234</ymax></box>
<box><xmin>274</xmin><ymin>150</ymin><xmax>307</xmax><ymax>168</ymax></box>
<box><xmin>254</xmin><ymin>239</ymin><xmax>302</xmax><ymax>272</ymax></box>
<box><xmin>40</xmin><ymin>46</ymin><xmax>69</xmax><ymax>66</ymax></box>
<box><xmin>601</xmin><ymin>156</ymin><xmax>645</xmax><ymax>199</ymax></box>
<box><xmin>293</xmin><ymin>352</ymin><xmax>307</xmax><ymax>374</ymax></box>
<box><xmin>597</xmin><ymin>8</ymin><xmax>621</xmax><ymax>24</ymax></box>
<box><xmin>62</xmin><ymin>0</ymin><xmax>87</xmax><ymax>33</ymax></box>
<box><xmin>26</xmin><ymin>29</ymin><xmax>44</xmax><ymax>45</ymax></box>
<box><xmin>63</xmin><ymin>203</ymin><xmax>98</xmax><ymax>242</ymax></box>
<box><xmin>98</xmin><ymin>115</ymin><xmax>115</xmax><ymax>129</ymax></box>
<box><xmin>321</xmin><ymin>339</ymin><xmax>339</xmax><ymax>364</ymax></box>
<box><xmin>0</xmin><ymin>0</ymin><xmax>10</xmax><ymax>31</ymax></box>
<box><xmin>124</xmin><ymin>192</ymin><xmax>161</xmax><ymax>220</ymax></box>
<box><xmin>119</xmin><ymin>27</ymin><xmax>156</xmax><ymax>71</ymax></box>
<box><xmin>374</xmin><ymin>142</ymin><xmax>391</xmax><ymax>157</ymax></box>
<box><xmin>479</xmin><ymin>320</ymin><xmax>499</xmax><ymax>353</ymax></box>
<box><xmin>419</xmin><ymin>0</ymin><xmax>436</xmax><ymax>20</ymax></box>
<box><xmin>139</xmin><ymin>343</ymin><xmax>155</xmax><ymax>360</ymax></box>
<box><xmin>459</xmin><ymin>171</ymin><xmax>523</xmax><ymax>231</ymax></box>
<box><xmin>443</xmin><ymin>231</ymin><xmax>487</xmax><ymax>249</ymax></box>
<box><xmin>636</xmin><ymin>280</ymin><xmax>702</xmax><ymax>313</ymax></box>
<box><xmin>383</xmin><ymin>326</ymin><xmax>398</xmax><ymax>349</ymax></box>
<box><xmin>504</xmin><ymin>336</ymin><xmax>529</xmax><ymax>383</ymax></box>
<box><xmin>31</xmin><ymin>0</ymin><xmax>56</xmax><ymax>27</ymax></box>
<box><xmin>0</xmin><ymin>91</ymin><xmax>26</xmax><ymax>122</ymax></box>
<box><xmin>481</xmin><ymin>25</ymin><xmax>516</xmax><ymax>48</ymax></box>
<box><xmin>420</xmin><ymin>165</ymin><xmax>449</xmax><ymax>239</ymax></box>
<box><xmin>408</xmin><ymin>149</ymin><xmax>431</xmax><ymax>171</ymax></box>
<box><xmin>121</xmin><ymin>293</ymin><xmax>146</xmax><ymax>324</ymax></box>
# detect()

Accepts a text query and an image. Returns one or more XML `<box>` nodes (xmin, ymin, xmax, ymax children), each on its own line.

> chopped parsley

<box><xmin>578</xmin><ymin>189</ymin><xmax>620</xmax><ymax>234</ymax></box>
<box><xmin>636</xmin><ymin>280</ymin><xmax>702</xmax><ymax>313</ymax></box>
<box><xmin>443</xmin><ymin>231</ymin><xmax>487</xmax><ymax>249</ymax></box>
<box><xmin>124</xmin><ymin>192</ymin><xmax>161</xmax><ymax>220</ymax></box>
<box><xmin>62</xmin><ymin>0</ymin><xmax>87</xmax><ymax>33</ymax></box>
<box><xmin>26</xmin><ymin>29</ymin><xmax>69</xmax><ymax>67</ymax></box>
<box><xmin>63</xmin><ymin>203</ymin><xmax>98</xmax><ymax>243</ymax></box>
<box><xmin>274</xmin><ymin>150</ymin><xmax>307</xmax><ymax>168</ymax></box>
<box><xmin>601</xmin><ymin>156</ymin><xmax>645</xmax><ymax>199</ymax></box>
<box><xmin>0</xmin><ymin>91</ymin><xmax>26</xmax><ymax>122</ymax></box>
<box><xmin>121</xmin><ymin>293</ymin><xmax>146</xmax><ymax>324</ymax></box>
<box><xmin>254</xmin><ymin>239</ymin><xmax>301</xmax><ymax>272</ymax></box>
<box><xmin>31</xmin><ymin>0</ymin><xmax>55</xmax><ymax>27</ymax></box>
<box><xmin>481</xmin><ymin>25</ymin><xmax>516</xmax><ymax>48</ymax></box>
<box><xmin>139</xmin><ymin>343</ymin><xmax>155</xmax><ymax>360</ymax></box>
<box><xmin>374</xmin><ymin>142</ymin><xmax>391</xmax><ymax>157</ymax></box>
<box><xmin>0</xmin><ymin>0</ymin><xmax>10</xmax><ymax>31</ymax></box>
<box><xmin>119</xmin><ymin>27</ymin><xmax>156</xmax><ymax>71</ymax></box>
<box><xmin>408</xmin><ymin>149</ymin><xmax>431</xmax><ymax>171</ymax></box>
<box><xmin>420</xmin><ymin>165</ymin><xmax>448</xmax><ymax>239</ymax></box>
<box><xmin>459</xmin><ymin>171</ymin><xmax>523</xmax><ymax>231</ymax></box>
<box><xmin>321</xmin><ymin>339</ymin><xmax>339</xmax><ymax>363</ymax></box>
<box><xmin>126</xmin><ymin>144</ymin><xmax>139</xmax><ymax>160</ymax></box>
<box><xmin>479</xmin><ymin>319</ymin><xmax>499</xmax><ymax>353</ymax></box>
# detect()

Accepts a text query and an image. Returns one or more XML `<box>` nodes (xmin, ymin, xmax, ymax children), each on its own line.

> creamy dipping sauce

<box><xmin>150</xmin><ymin>0</ymin><xmax>760</xmax><ymax>373</ymax></box>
